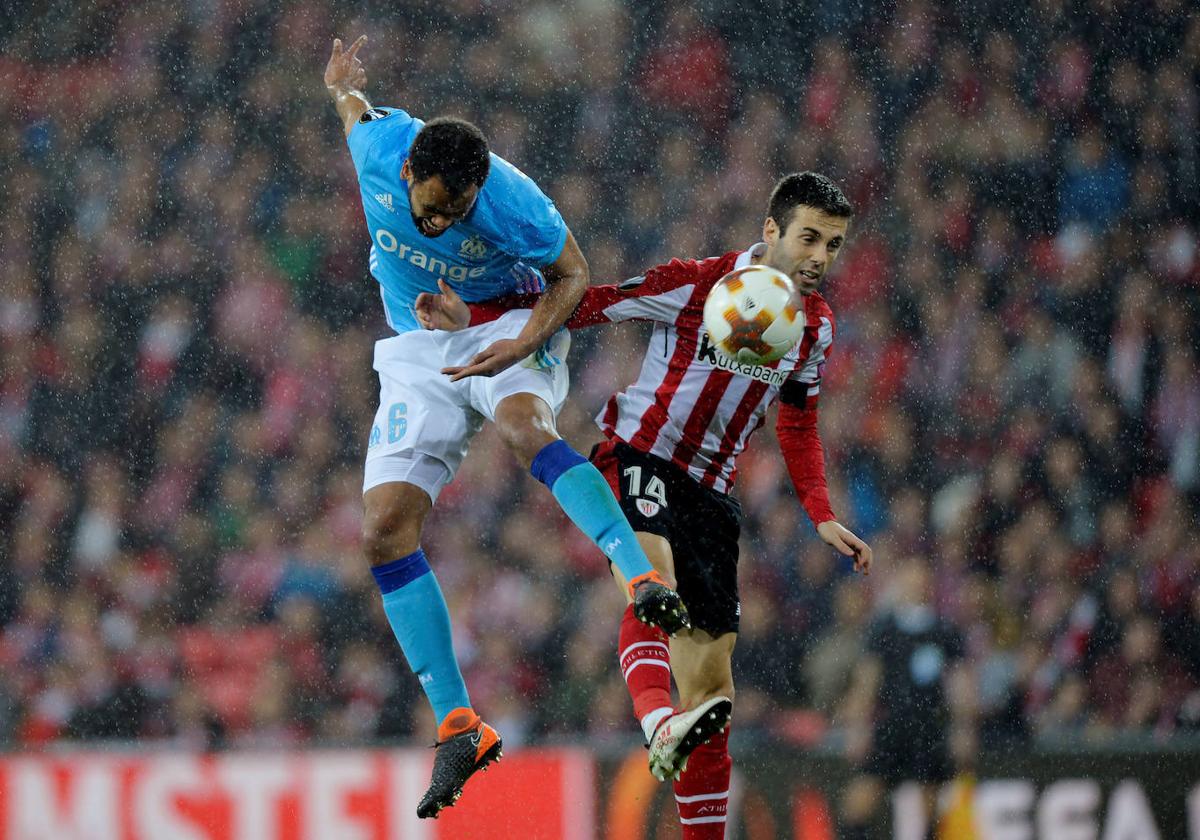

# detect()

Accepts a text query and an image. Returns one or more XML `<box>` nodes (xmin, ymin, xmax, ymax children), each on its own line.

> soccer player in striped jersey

<box><xmin>417</xmin><ymin>171</ymin><xmax>873</xmax><ymax>839</ymax></box>
<box><xmin>324</xmin><ymin>35</ymin><xmax>687</xmax><ymax>819</ymax></box>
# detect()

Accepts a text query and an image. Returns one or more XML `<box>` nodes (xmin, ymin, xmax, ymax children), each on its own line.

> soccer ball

<box><xmin>702</xmin><ymin>266</ymin><xmax>803</xmax><ymax>365</ymax></box>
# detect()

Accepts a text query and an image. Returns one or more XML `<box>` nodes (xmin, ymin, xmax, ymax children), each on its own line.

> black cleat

<box><xmin>631</xmin><ymin>570</ymin><xmax>691</xmax><ymax>635</ymax></box>
<box><xmin>417</xmin><ymin>708</ymin><xmax>503</xmax><ymax>819</ymax></box>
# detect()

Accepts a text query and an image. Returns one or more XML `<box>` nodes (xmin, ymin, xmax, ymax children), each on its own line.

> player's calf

<box><xmin>671</xmin><ymin>626</ymin><xmax>736</xmax><ymax>709</ymax></box>
<box><xmin>526</xmin><ymin>438</ymin><xmax>688</xmax><ymax>633</ymax></box>
<box><xmin>677</xmin><ymin>673</ymin><xmax>735</xmax><ymax>715</ymax></box>
<box><xmin>649</xmin><ymin>629</ymin><xmax>735</xmax><ymax>782</ymax></box>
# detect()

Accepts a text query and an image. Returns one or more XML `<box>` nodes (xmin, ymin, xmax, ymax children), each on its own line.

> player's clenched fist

<box><xmin>325</xmin><ymin>35</ymin><xmax>367</xmax><ymax>91</ymax></box>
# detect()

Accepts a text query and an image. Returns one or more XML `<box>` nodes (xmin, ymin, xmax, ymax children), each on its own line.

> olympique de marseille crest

<box><xmin>459</xmin><ymin>235</ymin><xmax>488</xmax><ymax>261</ymax></box>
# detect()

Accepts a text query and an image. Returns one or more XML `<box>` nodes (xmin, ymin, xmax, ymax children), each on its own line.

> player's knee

<box><xmin>361</xmin><ymin>503</ymin><xmax>423</xmax><ymax>566</ymax></box>
<box><xmin>493</xmin><ymin>399</ymin><xmax>558</xmax><ymax>467</ymax></box>
<box><xmin>499</xmin><ymin>423</ymin><xmax>558</xmax><ymax>468</ymax></box>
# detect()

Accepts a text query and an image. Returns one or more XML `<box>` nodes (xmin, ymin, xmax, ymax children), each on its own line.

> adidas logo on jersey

<box><xmin>696</xmin><ymin>332</ymin><xmax>790</xmax><ymax>386</ymax></box>
<box><xmin>375</xmin><ymin>193</ymin><xmax>395</xmax><ymax>213</ymax></box>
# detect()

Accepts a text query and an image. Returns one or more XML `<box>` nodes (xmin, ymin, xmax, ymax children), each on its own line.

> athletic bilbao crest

<box><xmin>637</xmin><ymin>499</ymin><xmax>661</xmax><ymax>518</ymax></box>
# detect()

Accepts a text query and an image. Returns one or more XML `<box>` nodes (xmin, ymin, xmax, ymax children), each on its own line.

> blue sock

<box><xmin>531</xmin><ymin>440</ymin><xmax>654</xmax><ymax>584</ymax></box>
<box><xmin>371</xmin><ymin>549</ymin><xmax>470</xmax><ymax>722</ymax></box>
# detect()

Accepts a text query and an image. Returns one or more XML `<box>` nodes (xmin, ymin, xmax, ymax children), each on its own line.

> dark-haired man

<box><xmin>418</xmin><ymin>172</ymin><xmax>874</xmax><ymax>839</ymax></box>
<box><xmin>324</xmin><ymin>36</ymin><xmax>687</xmax><ymax>819</ymax></box>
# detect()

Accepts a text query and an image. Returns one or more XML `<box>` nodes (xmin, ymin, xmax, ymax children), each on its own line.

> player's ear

<box><xmin>763</xmin><ymin>216</ymin><xmax>779</xmax><ymax>246</ymax></box>
<box><xmin>401</xmin><ymin>158</ymin><xmax>412</xmax><ymax>182</ymax></box>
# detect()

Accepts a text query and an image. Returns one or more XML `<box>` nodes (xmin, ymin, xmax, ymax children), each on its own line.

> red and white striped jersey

<box><xmin>570</xmin><ymin>244</ymin><xmax>835</xmax><ymax>494</ymax></box>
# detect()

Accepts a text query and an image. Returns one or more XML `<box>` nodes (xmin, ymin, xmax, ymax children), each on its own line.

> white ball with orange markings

<box><xmin>702</xmin><ymin>265</ymin><xmax>803</xmax><ymax>365</ymax></box>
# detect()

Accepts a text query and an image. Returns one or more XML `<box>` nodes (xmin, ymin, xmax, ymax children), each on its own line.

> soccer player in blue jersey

<box><xmin>324</xmin><ymin>36</ymin><xmax>689</xmax><ymax>818</ymax></box>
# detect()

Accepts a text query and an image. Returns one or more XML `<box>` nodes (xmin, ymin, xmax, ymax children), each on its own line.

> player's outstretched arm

<box><xmin>461</xmin><ymin>259</ymin><xmax>704</xmax><ymax>331</ymax></box>
<box><xmin>325</xmin><ymin>35</ymin><xmax>370</xmax><ymax>138</ymax></box>
<box><xmin>443</xmin><ymin>231</ymin><xmax>588</xmax><ymax>381</ymax></box>
<box><xmin>516</xmin><ymin>230</ymin><xmax>589</xmax><ymax>341</ymax></box>
<box><xmin>776</xmin><ymin>382</ymin><xmax>873</xmax><ymax>575</ymax></box>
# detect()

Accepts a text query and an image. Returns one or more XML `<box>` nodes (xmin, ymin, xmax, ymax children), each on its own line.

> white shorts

<box><xmin>362</xmin><ymin>310</ymin><xmax>570</xmax><ymax>501</ymax></box>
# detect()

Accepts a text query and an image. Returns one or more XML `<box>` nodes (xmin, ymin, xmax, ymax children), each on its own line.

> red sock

<box><xmin>618</xmin><ymin>603</ymin><xmax>673</xmax><ymax>736</ymax></box>
<box><xmin>674</xmin><ymin>726</ymin><xmax>732</xmax><ymax>839</ymax></box>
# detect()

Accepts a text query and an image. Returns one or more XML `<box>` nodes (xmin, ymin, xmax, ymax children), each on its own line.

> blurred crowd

<box><xmin>1</xmin><ymin>0</ymin><xmax>1198</xmax><ymax>757</ymax></box>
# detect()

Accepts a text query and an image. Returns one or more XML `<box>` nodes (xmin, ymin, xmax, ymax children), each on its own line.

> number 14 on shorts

<box><xmin>624</xmin><ymin>465</ymin><xmax>667</xmax><ymax>517</ymax></box>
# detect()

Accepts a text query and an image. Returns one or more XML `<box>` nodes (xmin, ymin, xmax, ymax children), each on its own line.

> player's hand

<box><xmin>415</xmin><ymin>279</ymin><xmax>471</xmax><ymax>331</ymax></box>
<box><xmin>325</xmin><ymin>35</ymin><xmax>367</xmax><ymax>92</ymax></box>
<box><xmin>817</xmin><ymin>520</ymin><xmax>872</xmax><ymax>575</ymax></box>
<box><xmin>442</xmin><ymin>338</ymin><xmax>531</xmax><ymax>381</ymax></box>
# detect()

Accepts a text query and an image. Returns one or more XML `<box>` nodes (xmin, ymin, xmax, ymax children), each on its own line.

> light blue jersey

<box><xmin>347</xmin><ymin>107</ymin><xmax>569</xmax><ymax>333</ymax></box>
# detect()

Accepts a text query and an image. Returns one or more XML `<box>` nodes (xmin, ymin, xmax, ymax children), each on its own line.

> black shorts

<box><xmin>591</xmin><ymin>439</ymin><xmax>742</xmax><ymax>636</ymax></box>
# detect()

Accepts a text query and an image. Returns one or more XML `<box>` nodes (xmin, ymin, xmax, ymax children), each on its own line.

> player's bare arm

<box><xmin>443</xmin><ymin>231</ymin><xmax>588</xmax><ymax>381</ymax></box>
<box><xmin>325</xmin><ymin>35</ymin><xmax>370</xmax><ymax>137</ymax></box>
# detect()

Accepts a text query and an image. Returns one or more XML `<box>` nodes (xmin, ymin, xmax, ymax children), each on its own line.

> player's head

<box><xmin>761</xmin><ymin>172</ymin><xmax>853</xmax><ymax>295</ymax></box>
<box><xmin>401</xmin><ymin>117</ymin><xmax>490</xmax><ymax>237</ymax></box>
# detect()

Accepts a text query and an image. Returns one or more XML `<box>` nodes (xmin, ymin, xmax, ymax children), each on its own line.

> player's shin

<box><xmin>530</xmin><ymin>440</ymin><xmax>654</xmax><ymax>581</ymax></box>
<box><xmin>673</xmin><ymin>725</ymin><xmax>732</xmax><ymax>840</ymax></box>
<box><xmin>371</xmin><ymin>549</ymin><xmax>471</xmax><ymax>721</ymax></box>
<box><xmin>619</xmin><ymin>603</ymin><xmax>674</xmax><ymax>740</ymax></box>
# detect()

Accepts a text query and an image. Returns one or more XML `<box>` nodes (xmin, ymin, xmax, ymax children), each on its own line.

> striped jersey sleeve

<box><xmin>466</xmin><ymin>257</ymin><xmax>707</xmax><ymax>329</ymax></box>
<box><xmin>567</xmin><ymin>258</ymin><xmax>703</xmax><ymax>326</ymax></box>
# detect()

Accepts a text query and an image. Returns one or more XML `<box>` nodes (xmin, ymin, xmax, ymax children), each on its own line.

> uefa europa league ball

<box><xmin>702</xmin><ymin>266</ymin><xmax>803</xmax><ymax>364</ymax></box>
